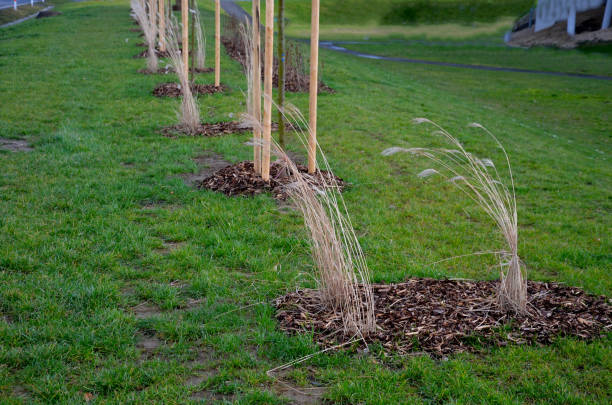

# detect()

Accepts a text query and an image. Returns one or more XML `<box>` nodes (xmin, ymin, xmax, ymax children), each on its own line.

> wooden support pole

<box><xmin>181</xmin><ymin>0</ymin><xmax>188</xmax><ymax>79</ymax></box>
<box><xmin>252</xmin><ymin>0</ymin><xmax>262</xmax><ymax>173</ymax></box>
<box><xmin>277</xmin><ymin>0</ymin><xmax>286</xmax><ymax>148</ymax></box>
<box><xmin>151</xmin><ymin>0</ymin><xmax>157</xmax><ymax>40</ymax></box>
<box><xmin>261</xmin><ymin>0</ymin><xmax>274</xmax><ymax>181</ymax></box>
<box><xmin>307</xmin><ymin>0</ymin><xmax>319</xmax><ymax>174</ymax></box>
<box><xmin>158</xmin><ymin>0</ymin><xmax>166</xmax><ymax>52</ymax></box>
<box><xmin>215</xmin><ymin>0</ymin><xmax>221</xmax><ymax>87</ymax></box>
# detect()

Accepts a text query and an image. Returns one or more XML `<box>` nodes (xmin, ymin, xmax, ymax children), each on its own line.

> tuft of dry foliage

<box><xmin>244</xmin><ymin>104</ymin><xmax>376</xmax><ymax>337</ymax></box>
<box><xmin>131</xmin><ymin>0</ymin><xmax>158</xmax><ymax>73</ymax></box>
<box><xmin>166</xmin><ymin>17</ymin><xmax>200</xmax><ymax>133</ymax></box>
<box><xmin>193</xmin><ymin>5</ymin><xmax>206</xmax><ymax>70</ymax></box>
<box><xmin>382</xmin><ymin>119</ymin><xmax>527</xmax><ymax>314</ymax></box>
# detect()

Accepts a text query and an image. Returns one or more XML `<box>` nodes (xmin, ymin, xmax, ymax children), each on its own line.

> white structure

<box><xmin>535</xmin><ymin>0</ymin><xmax>610</xmax><ymax>34</ymax></box>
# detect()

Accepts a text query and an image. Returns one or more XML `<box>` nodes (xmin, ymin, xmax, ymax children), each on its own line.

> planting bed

<box><xmin>152</xmin><ymin>82</ymin><xmax>227</xmax><ymax>97</ymax></box>
<box><xmin>221</xmin><ymin>36</ymin><xmax>334</xmax><ymax>94</ymax></box>
<box><xmin>161</xmin><ymin>120</ymin><xmax>296</xmax><ymax>137</ymax></box>
<box><xmin>198</xmin><ymin>161</ymin><xmax>345</xmax><ymax>199</ymax></box>
<box><xmin>275</xmin><ymin>279</ymin><xmax>612</xmax><ymax>356</ymax></box>
<box><xmin>133</xmin><ymin>48</ymin><xmax>170</xmax><ymax>58</ymax></box>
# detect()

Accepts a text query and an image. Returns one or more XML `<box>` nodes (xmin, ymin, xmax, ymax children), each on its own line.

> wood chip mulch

<box><xmin>160</xmin><ymin>120</ymin><xmax>294</xmax><ymax>137</ymax></box>
<box><xmin>221</xmin><ymin>37</ymin><xmax>334</xmax><ymax>94</ymax></box>
<box><xmin>152</xmin><ymin>82</ymin><xmax>227</xmax><ymax>97</ymax></box>
<box><xmin>160</xmin><ymin>121</ymin><xmax>249</xmax><ymax>137</ymax></box>
<box><xmin>275</xmin><ymin>279</ymin><xmax>612</xmax><ymax>356</ymax></box>
<box><xmin>197</xmin><ymin>161</ymin><xmax>345</xmax><ymax>200</ymax></box>
<box><xmin>133</xmin><ymin>49</ymin><xmax>170</xmax><ymax>59</ymax></box>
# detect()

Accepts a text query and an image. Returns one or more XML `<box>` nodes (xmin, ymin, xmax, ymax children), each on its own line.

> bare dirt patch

<box><xmin>152</xmin><ymin>82</ymin><xmax>227</xmax><ymax>98</ymax></box>
<box><xmin>190</xmin><ymin>390</ymin><xmax>235</xmax><ymax>402</ymax></box>
<box><xmin>179</xmin><ymin>152</ymin><xmax>232</xmax><ymax>187</ymax></box>
<box><xmin>198</xmin><ymin>161</ymin><xmax>346</xmax><ymax>200</ymax></box>
<box><xmin>271</xmin><ymin>369</ymin><xmax>327</xmax><ymax>405</ymax></box>
<box><xmin>155</xmin><ymin>240</ymin><xmax>185</xmax><ymax>255</ymax></box>
<box><xmin>131</xmin><ymin>302</ymin><xmax>163</xmax><ymax>319</ymax></box>
<box><xmin>0</xmin><ymin>138</ymin><xmax>33</xmax><ymax>152</ymax></box>
<box><xmin>136</xmin><ymin>333</ymin><xmax>164</xmax><ymax>360</ymax></box>
<box><xmin>275</xmin><ymin>279</ymin><xmax>612</xmax><ymax>356</ymax></box>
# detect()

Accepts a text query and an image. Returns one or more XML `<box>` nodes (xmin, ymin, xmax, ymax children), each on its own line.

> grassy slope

<box><xmin>233</xmin><ymin>0</ymin><xmax>531</xmax><ymax>39</ymax></box>
<box><xmin>340</xmin><ymin>41</ymin><xmax>612</xmax><ymax>77</ymax></box>
<box><xmin>0</xmin><ymin>1</ymin><xmax>611</xmax><ymax>403</ymax></box>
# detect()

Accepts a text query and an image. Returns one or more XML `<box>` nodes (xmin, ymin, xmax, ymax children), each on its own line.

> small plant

<box><xmin>382</xmin><ymin>119</ymin><xmax>527</xmax><ymax>314</ymax></box>
<box><xmin>265</xmin><ymin>105</ymin><xmax>376</xmax><ymax>337</ymax></box>
<box><xmin>193</xmin><ymin>5</ymin><xmax>206</xmax><ymax>71</ymax></box>
<box><xmin>167</xmin><ymin>17</ymin><xmax>200</xmax><ymax>133</ymax></box>
<box><xmin>131</xmin><ymin>0</ymin><xmax>158</xmax><ymax>73</ymax></box>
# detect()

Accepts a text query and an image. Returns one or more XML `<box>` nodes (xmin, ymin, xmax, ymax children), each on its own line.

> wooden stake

<box><xmin>261</xmin><ymin>0</ymin><xmax>274</xmax><ymax>181</ymax></box>
<box><xmin>181</xmin><ymin>0</ymin><xmax>188</xmax><ymax>80</ymax></box>
<box><xmin>277</xmin><ymin>0</ymin><xmax>286</xmax><ymax>148</ymax></box>
<box><xmin>252</xmin><ymin>0</ymin><xmax>262</xmax><ymax>174</ymax></box>
<box><xmin>307</xmin><ymin>0</ymin><xmax>319</xmax><ymax>174</ymax></box>
<box><xmin>215</xmin><ymin>0</ymin><xmax>221</xmax><ymax>87</ymax></box>
<box><xmin>158</xmin><ymin>0</ymin><xmax>166</xmax><ymax>52</ymax></box>
<box><xmin>150</xmin><ymin>0</ymin><xmax>157</xmax><ymax>44</ymax></box>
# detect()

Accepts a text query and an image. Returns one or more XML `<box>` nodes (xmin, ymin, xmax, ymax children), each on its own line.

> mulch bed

<box><xmin>138</xmin><ymin>67</ymin><xmax>214</xmax><ymax>75</ymax></box>
<box><xmin>152</xmin><ymin>82</ymin><xmax>227</xmax><ymax>97</ymax></box>
<box><xmin>197</xmin><ymin>161</ymin><xmax>345</xmax><ymax>200</ymax></box>
<box><xmin>275</xmin><ymin>279</ymin><xmax>612</xmax><ymax>356</ymax></box>
<box><xmin>161</xmin><ymin>120</ymin><xmax>297</xmax><ymax>138</ymax></box>
<box><xmin>221</xmin><ymin>37</ymin><xmax>334</xmax><ymax>94</ymax></box>
<box><xmin>133</xmin><ymin>49</ymin><xmax>170</xmax><ymax>59</ymax></box>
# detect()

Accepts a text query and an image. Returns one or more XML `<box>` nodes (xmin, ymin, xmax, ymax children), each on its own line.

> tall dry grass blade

<box><xmin>131</xmin><ymin>0</ymin><xmax>158</xmax><ymax>73</ymax></box>
<box><xmin>193</xmin><ymin>4</ymin><xmax>207</xmax><ymax>70</ymax></box>
<box><xmin>167</xmin><ymin>16</ymin><xmax>200</xmax><ymax>133</ymax></box>
<box><xmin>383</xmin><ymin>120</ymin><xmax>527</xmax><ymax>314</ymax></box>
<box><xmin>245</xmin><ymin>102</ymin><xmax>376</xmax><ymax>336</ymax></box>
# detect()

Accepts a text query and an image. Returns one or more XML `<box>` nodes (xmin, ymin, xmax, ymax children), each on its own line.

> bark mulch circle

<box><xmin>152</xmin><ymin>82</ymin><xmax>227</xmax><ymax>97</ymax></box>
<box><xmin>139</xmin><ymin>67</ymin><xmax>214</xmax><ymax>75</ymax></box>
<box><xmin>133</xmin><ymin>49</ymin><xmax>170</xmax><ymax>59</ymax></box>
<box><xmin>275</xmin><ymin>279</ymin><xmax>612</xmax><ymax>356</ymax></box>
<box><xmin>221</xmin><ymin>37</ymin><xmax>334</xmax><ymax>94</ymax></box>
<box><xmin>161</xmin><ymin>120</ymin><xmax>296</xmax><ymax>137</ymax></box>
<box><xmin>197</xmin><ymin>161</ymin><xmax>345</xmax><ymax>200</ymax></box>
<box><xmin>160</xmin><ymin>121</ymin><xmax>249</xmax><ymax>138</ymax></box>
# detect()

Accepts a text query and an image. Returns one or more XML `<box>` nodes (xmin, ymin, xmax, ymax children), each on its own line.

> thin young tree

<box><xmin>382</xmin><ymin>119</ymin><xmax>527</xmax><ymax>314</ymax></box>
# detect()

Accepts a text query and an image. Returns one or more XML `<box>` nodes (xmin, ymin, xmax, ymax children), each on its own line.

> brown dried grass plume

<box><xmin>382</xmin><ymin>119</ymin><xmax>527</xmax><ymax>314</ymax></box>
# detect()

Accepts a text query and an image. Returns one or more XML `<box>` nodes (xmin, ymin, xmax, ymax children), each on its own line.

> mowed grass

<box><xmin>0</xmin><ymin>1</ymin><xmax>611</xmax><ymax>403</ymax></box>
<box><xmin>341</xmin><ymin>40</ymin><xmax>612</xmax><ymax>77</ymax></box>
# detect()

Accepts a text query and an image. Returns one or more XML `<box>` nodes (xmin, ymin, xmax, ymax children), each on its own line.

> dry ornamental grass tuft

<box><xmin>131</xmin><ymin>0</ymin><xmax>158</xmax><ymax>73</ymax></box>
<box><xmin>165</xmin><ymin>17</ymin><xmax>201</xmax><ymax>133</ymax></box>
<box><xmin>383</xmin><ymin>119</ymin><xmax>527</xmax><ymax>314</ymax></box>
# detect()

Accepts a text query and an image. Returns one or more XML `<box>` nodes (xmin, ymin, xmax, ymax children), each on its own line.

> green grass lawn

<box><xmin>340</xmin><ymin>41</ymin><xmax>612</xmax><ymax>77</ymax></box>
<box><xmin>0</xmin><ymin>1</ymin><xmax>610</xmax><ymax>403</ymax></box>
